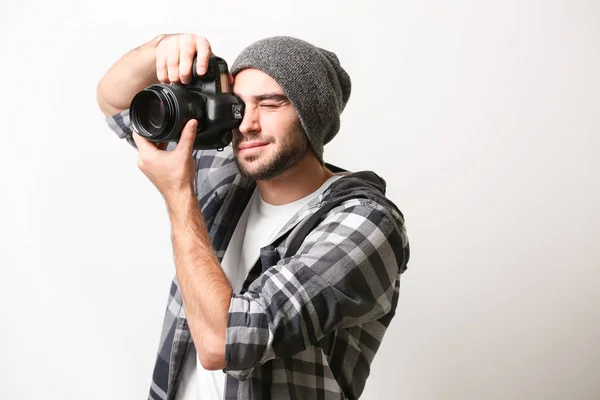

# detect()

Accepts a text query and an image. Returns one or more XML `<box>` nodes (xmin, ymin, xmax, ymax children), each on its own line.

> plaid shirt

<box><xmin>106</xmin><ymin>109</ymin><xmax>410</xmax><ymax>400</ymax></box>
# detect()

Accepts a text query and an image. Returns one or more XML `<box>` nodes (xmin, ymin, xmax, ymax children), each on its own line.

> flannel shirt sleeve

<box><xmin>104</xmin><ymin>109</ymin><xmax>235</xmax><ymax>186</ymax></box>
<box><xmin>105</xmin><ymin>108</ymin><xmax>140</xmax><ymax>149</ymax></box>
<box><xmin>224</xmin><ymin>199</ymin><xmax>407</xmax><ymax>379</ymax></box>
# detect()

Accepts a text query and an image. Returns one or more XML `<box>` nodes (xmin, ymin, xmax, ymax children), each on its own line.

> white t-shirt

<box><xmin>174</xmin><ymin>175</ymin><xmax>342</xmax><ymax>400</ymax></box>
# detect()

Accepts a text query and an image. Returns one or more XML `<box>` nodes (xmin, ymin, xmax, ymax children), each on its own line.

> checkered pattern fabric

<box><xmin>105</xmin><ymin>109</ymin><xmax>410</xmax><ymax>400</ymax></box>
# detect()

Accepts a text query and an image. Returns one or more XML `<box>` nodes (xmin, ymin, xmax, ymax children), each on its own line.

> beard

<box><xmin>233</xmin><ymin>127</ymin><xmax>310</xmax><ymax>181</ymax></box>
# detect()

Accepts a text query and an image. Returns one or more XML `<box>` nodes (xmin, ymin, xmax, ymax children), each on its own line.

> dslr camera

<box><xmin>129</xmin><ymin>55</ymin><xmax>245</xmax><ymax>150</ymax></box>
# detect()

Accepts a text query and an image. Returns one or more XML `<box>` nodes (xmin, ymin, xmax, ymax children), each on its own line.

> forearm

<box><xmin>167</xmin><ymin>188</ymin><xmax>232</xmax><ymax>370</ymax></box>
<box><xmin>96</xmin><ymin>34</ymin><xmax>166</xmax><ymax>117</ymax></box>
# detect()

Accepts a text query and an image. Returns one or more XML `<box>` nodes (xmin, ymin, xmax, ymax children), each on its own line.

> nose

<box><xmin>237</xmin><ymin>105</ymin><xmax>260</xmax><ymax>136</ymax></box>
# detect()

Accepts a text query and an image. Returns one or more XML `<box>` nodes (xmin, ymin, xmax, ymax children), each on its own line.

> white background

<box><xmin>1</xmin><ymin>0</ymin><xmax>599</xmax><ymax>399</ymax></box>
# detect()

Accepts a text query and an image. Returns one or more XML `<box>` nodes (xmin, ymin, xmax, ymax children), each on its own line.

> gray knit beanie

<box><xmin>230</xmin><ymin>36</ymin><xmax>351</xmax><ymax>164</ymax></box>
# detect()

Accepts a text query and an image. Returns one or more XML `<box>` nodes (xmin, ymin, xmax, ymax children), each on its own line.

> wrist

<box><xmin>165</xmin><ymin>186</ymin><xmax>197</xmax><ymax>217</ymax></box>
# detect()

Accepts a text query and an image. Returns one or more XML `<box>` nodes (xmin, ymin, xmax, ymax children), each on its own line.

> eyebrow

<box><xmin>252</xmin><ymin>93</ymin><xmax>290</xmax><ymax>103</ymax></box>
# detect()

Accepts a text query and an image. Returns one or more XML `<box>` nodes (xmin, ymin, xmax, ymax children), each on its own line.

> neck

<box><xmin>256</xmin><ymin>153</ymin><xmax>333</xmax><ymax>206</ymax></box>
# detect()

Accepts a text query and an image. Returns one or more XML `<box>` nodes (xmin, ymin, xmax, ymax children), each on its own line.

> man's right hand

<box><xmin>155</xmin><ymin>33</ymin><xmax>213</xmax><ymax>85</ymax></box>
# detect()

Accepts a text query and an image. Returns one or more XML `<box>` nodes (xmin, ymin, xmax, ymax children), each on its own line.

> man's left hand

<box><xmin>132</xmin><ymin>119</ymin><xmax>198</xmax><ymax>201</ymax></box>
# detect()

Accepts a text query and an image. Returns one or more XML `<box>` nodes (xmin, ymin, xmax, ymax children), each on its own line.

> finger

<box><xmin>228</xmin><ymin>73</ymin><xmax>234</xmax><ymax>86</ymax></box>
<box><xmin>195</xmin><ymin>36</ymin><xmax>212</xmax><ymax>75</ymax></box>
<box><xmin>167</xmin><ymin>40</ymin><xmax>181</xmax><ymax>83</ymax></box>
<box><xmin>179</xmin><ymin>34</ymin><xmax>196</xmax><ymax>84</ymax></box>
<box><xmin>176</xmin><ymin>119</ymin><xmax>198</xmax><ymax>153</ymax></box>
<box><xmin>156</xmin><ymin>48</ymin><xmax>168</xmax><ymax>83</ymax></box>
<box><xmin>132</xmin><ymin>132</ymin><xmax>159</xmax><ymax>155</ymax></box>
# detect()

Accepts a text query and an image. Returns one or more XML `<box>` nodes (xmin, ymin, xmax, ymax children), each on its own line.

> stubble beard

<box><xmin>233</xmin><ymin>129</ymin><xmax>310</xmax><ymax>181</ymax></box>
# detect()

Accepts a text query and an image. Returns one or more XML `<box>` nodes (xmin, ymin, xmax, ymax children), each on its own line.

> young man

<box><xmin>97</xmin><ymin>33</ymin><xmax>410</xmax><ymax>400</ymax></box>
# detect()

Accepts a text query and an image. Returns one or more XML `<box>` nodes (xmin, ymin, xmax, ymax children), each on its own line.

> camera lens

<box><xmin>130</xmin><ymin>88</ymin><xmax>174</xmax><ymax>141</ymax></box>
<box><xmin>148</xmin><ymin>96</ymin><xmax>165</xmax><ymax>129</ymax></box>
<box><xmin>130</xmin><ymin>84</ymin><xmax>207</xmax><ymax>144</ymax></box>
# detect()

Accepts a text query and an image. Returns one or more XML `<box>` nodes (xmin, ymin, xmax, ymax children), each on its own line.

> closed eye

<box><xmin>255</xmin><ymin>93</ymin><xmax>290</xmax><ymax>106</ymax></box>
<box><xmin>260</xmin><ymin>103</ymin><xmax>282</xmax><ymax>108</ymax></box>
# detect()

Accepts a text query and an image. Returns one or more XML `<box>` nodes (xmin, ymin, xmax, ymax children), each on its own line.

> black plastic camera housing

<box><xmin>129</xmin><ymin>55</ymin><xmax>244</xmax><ymax>150</ymax></box>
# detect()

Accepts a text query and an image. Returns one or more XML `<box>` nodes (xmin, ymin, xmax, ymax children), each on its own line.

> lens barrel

<box><xmin>129</xmin><ymin>84</ymin><xmax>205</xmax><ymax>143</ymax></box>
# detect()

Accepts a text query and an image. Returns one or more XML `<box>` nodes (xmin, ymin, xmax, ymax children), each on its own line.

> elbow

<box><xmin>198</xmin><ymin>332</ymin><xmax>226</xmax><ymax>371</ymax></box>
<box><xmin>96</xmin><ymin>80</ymin><xmax>122</xmax><ymax>118</ymax></box>
<box><xmin>199</xmin><ymin>357</ymin><xmax>226</xmax><ymax>371</ymax></box>
<box><xmin>96</xmin><ymin>80</ymin><xmax>108</xmax><ymax>112</ymax></box>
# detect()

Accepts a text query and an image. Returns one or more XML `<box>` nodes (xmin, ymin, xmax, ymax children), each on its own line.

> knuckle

<box><xmin>180</xmin><ymin>33</ymin><xmax>194</xmax><ymax>44</ymax></box>
<box><xmin>197</xmin><ymin>36</ymin><xmax>211</xmax><ymax>51</ymax></box>
<box><xmin>156</xmin><ymin>35</ymin><xmax>173</xmax><ymax>52</ymax></box>
<box><xmin>180</xmin><ymin>41</ymin><xmax>195</xmax><ymax>55</ymax></box>
<box><xmin>155</xmin><ymin>39</ymin><xmax>166</xmax><ymax>51</ymax></box>
<box><xmin>197</xmin><ymin>35</ymin><xmax>208</xmax><ymax>45</ymax></box>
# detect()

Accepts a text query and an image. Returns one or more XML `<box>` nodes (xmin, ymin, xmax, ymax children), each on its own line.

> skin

<box><xmin>232</xmin><ymin>68</ymin><xmax>334</xmax><ymax>204</ymax></box>
<box><xmin>132</xmin><ymin>68</ymin><xmax>333</xmax><ymax>370</ymax></box>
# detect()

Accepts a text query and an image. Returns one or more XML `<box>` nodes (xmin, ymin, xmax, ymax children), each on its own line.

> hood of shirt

<box><xmin>321</xmin><ymin>168</ymin><xmax>410</xmax><ymax>273</ymax></box>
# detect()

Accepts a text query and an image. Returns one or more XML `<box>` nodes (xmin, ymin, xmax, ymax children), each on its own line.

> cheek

<box><xmin>260</xmin><ymin>110</ymin><xmax>301</xmax><ymax>138</ymax></box>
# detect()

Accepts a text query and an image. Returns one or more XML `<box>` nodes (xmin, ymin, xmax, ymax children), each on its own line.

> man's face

<box><xmin>231</xmin><ymin>68</ymin><xmax>309</xmax><ymax>181</ymax></box>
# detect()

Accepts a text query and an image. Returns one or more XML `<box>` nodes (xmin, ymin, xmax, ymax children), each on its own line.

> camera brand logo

<box><xmin>232</xmin><ymin>104</ymin><xmax>243</xmax><ymax>120</ymax></box>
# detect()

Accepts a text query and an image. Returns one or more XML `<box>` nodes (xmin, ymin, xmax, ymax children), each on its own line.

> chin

<box><xmin>234</xmin><ymin>155</ymin><xmax>265</xmax><ymax>176</ymax></box>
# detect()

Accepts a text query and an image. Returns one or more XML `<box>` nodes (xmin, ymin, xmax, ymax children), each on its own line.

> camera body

<box><xmin>129</xmin><ymin>55</ymin><xmax>244</xmax><ymax>150</ymax></box>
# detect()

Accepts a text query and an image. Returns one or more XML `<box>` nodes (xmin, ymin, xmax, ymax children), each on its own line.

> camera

<box><xmin>129</xmin><ymin>55</ymin><xmax>245</xmax><ymax>150</ymax></box>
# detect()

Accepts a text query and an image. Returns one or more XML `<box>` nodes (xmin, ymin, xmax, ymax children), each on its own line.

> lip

<box><xmin>239</xmin><ymin>142</ymin><xmax>269</xmax><ymax>151</ymax></box>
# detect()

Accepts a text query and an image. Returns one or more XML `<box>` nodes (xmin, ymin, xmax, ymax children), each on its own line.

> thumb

<box><xmin>178</xmin><ymin>119</ymin><xmax>198</xmax><ymax>152</ymax></box>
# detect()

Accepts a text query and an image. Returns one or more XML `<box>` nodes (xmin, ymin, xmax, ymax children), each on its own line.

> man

<box><xmin>97</xmin><ymin>33</ymin><xmax>410</xmax><ymax>400</ymax></box>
